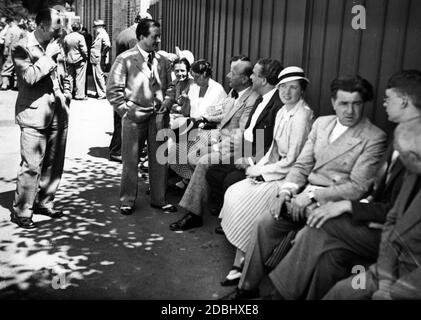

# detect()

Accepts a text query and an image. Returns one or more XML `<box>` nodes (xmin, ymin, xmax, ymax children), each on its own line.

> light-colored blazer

<box><xmin>258</xmin><ymin>99</ymin><xmax>314</xmax><ymax>182</ymax></box>
<box><xmin>106</xmin><ymin>46</ymin><xmax>172</xmax><ymax>119</ymax></box>
<box><xmin>63</xmin><ymin>31</ymin><xmax>88</xmax><ymax>64</ymax></box>
<box><xmin>219</xmin><ymin>87</ymin><xmax>260</xmax><ymax>155</ymax></box>
<box><xmin>90</xmin><ymin>28</ymin><xmax>110</xmax><ymax>65</ymax></box>
<box><xmin>12</xmin><ymin>33</ymin><xmax>71</xmax><ymax>130</ymax></box>
<box><xmin>286</xmin><ymin>115</ymin><xmax>387</xmax><ymax>202</ymax></box>
<box><xmin>375</xmin><ymin>172</ymin><xmax>421</xmax><ymax>299</ymax></box>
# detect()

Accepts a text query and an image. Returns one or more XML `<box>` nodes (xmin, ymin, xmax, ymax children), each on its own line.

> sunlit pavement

<box><xmin>0</xmin><ymin>89</ymin><xmax>235</xmax><ymax>299</ymax></box>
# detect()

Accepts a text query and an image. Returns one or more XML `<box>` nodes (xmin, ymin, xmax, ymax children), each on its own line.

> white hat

<box><xmin>175</xmin><ymin>46</ymin><xmax>194</xmax><ymax>65</ymax></box>
<box><xmin>278</xmin><ymin>66</ymin><xmax>309</xmax><ymax>85</ymax></box>
<box><xmin>93</xmin><ymin>19</ymin><xmax>106</xmax><ymax>27</ymax></box>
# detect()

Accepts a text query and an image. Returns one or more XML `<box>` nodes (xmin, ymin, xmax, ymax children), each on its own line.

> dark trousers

<box><xmin>205</xmin><ymin>162</ymin><xmax>246</xmax><ymax>210</ymax></box>
<box><xmin>269</xmin><ymin>214</ymin><xmax>381</xmax><ymax>299</ymax></box>
<box><xmin>109</xmin><ymin>111</ymin><xmax>122</xmax><ymax>156</ymax></box>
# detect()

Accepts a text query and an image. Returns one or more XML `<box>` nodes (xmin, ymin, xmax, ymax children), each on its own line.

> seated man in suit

<box><xmin>205</xmin><ymin>58</ymin><xmax>284</xmax><ymax>216</ymax></box>
<box><xmin>324</xmin><ymin>119</ymin><xmax>421</xmax><ymax>300</ymax></box>
<box><xmin>261</xmin><ymin>69</ymin><xmax>421</xmax><ymax>300</ymax></box>
<box><xmin>168</xmin><ymin>55</ymin><xmax>260</xmax><ymax>231</ymax></box>
<box><xmin>224</xmin><ymin>75</ymin><xmax>387</xmax><ymax>299</ymax></box>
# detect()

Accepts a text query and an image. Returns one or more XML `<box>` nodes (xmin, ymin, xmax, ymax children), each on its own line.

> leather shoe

<box><xmin>109</xmin><ymin>154</ymin><xmax>122</xmax><ymax>163</ymax></box>
<box><xmin>33</xmin><ymin>207</ymin><xmax>64</xmax><ymax>218</ymax></box>
<box><xmin>10</xmin><ymin>212</ymin><xmax>36</xmax><ymax>229</ymax></box>
<box><xmin>215</xmin><ymin>226</ymin><xmax>225</xmax><ymax>235</ymax></box>
<box><xmin>219</xmin><ymin>288</ymin><xmax>260</xmax><ymax>300</ymax></box>
<box><xmin>169</xmin><ymin>213</ymin><xmax>203</xmax><ymax>231</ymax></box>
<box><xmin>120</xmin><ymin>206</ymin><xmax>134</xmax><ymax>215</ymax></box>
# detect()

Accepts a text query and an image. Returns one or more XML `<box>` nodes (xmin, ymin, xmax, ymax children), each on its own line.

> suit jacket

<box><xmin>64</xmin><ymin>31</ymin><xmax>88</xmax><ymax>64</ymax></box>
<box><xmin>351</xmin><ymin>144</ymin><xmax>405</xmax><ymax>224</ymax></box>
<box><xmin>90</xmin><ymin>28</ymin><xmax>111</xmax><ymax>65</ymax></box>
<box><xmin>106</xmin><ymin>46</ymin><xmax>172</xmax><ymax>121</ymax></box>
<box><xmin>375</xmin><ymin>173</ymin><xmax>421</xmax><ymax>299</ymax></box>
<box><xmin>285</xmin><ymin>115</ymin><xmax>387</xmax><ymax>202</ymax></box>
<box><xmin>244</xmin><ymin>90</ymin><xmax>283</xmax><ymax>160</ymax></box>
<box><xmin>218</xmin><ymin>87</ymin><xmax>259</xmax><ymax>155</ymax></box>
<box><xmin>259</xmin><ymin>99</ymin><xmax>314</xmax><ymax>182</ymax></box>
<box><xmin>115</xmin><ymin>24</ymin><xmax>138</xmax><ymax>56</ymax></box>
<box><xmin>12</xmin><ymin>32</ymin><xmax>71</xmax><ymax>129</ymax></box>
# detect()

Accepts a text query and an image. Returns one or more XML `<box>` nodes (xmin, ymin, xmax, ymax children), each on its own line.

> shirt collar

<box><xmin>137</xmin><ymin>44</ymin><xmax>152</xmax><ymax>61</ymax></box>
<box><xmin>261</xmin><ymin>87</ymin><xmax>277</xmax><ymax>104</ymax></box>
<box><xmin>236</xmin><ymin>86</ymin><xmax>250</xmax><ymax>100</ymax></box>
<box><xmin>27</xmin><ymin>31</ymin><xmax>41</xmax><ymax>48</ymax></box>
<box><xmin>335</xmin><ymin>118</ymin><xmax>349</xmax><ymax>131</ymax></box>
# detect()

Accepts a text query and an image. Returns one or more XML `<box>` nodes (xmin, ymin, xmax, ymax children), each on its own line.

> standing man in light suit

<box><xmin>63</xmin><ymin>21</ymin><xmax>88</xmax><ymax>100</ymax></box>
<box><xmin>106</xmin><ymin>18</ymin><xmax>174</xmax><ymax>216</ymax></box>
<box><xmin>90</xmin><ymin>19</ymin><xmax>110</xmax><ymax>99</ymax></box>
<box><xmin>11</xmin><ymin>7</ymin><xmax>71</xmax><ymax>229</ymax></box>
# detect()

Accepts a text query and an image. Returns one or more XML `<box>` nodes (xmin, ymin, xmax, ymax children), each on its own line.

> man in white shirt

<box><xmin>106</xmin><ymin>18</ymin><xmax>173</xmax><ymax>216</ymax></box>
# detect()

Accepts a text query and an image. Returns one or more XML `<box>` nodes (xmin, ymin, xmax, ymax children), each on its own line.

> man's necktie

<box><xmin>147</xmin><ymin>52</ymin><xmax>154</xmax><ymax>71</ymax></box>
<box><xmin>231</xmin><ymin>90</ymin><xmax>239</xmax><ymax>99</ymax></box>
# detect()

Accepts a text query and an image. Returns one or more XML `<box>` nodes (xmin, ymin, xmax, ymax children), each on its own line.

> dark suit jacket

<box><xmin>374</xmin><ymin>172</ymin><xmax>421</xmax><ymax>299</ymax></box>
<box><xmin>12</xmin><ymin>33</ymin><xmax>71</xmax><ymax>129</ymax></box>
<box><xmin>115</xmin><ymin>24</ymin><xmax>138</xmax><ymax>56</ymax></box>
<box><xmin>244</xmin><ymin>89</ymin><xmax>283</xmax><ymax>159</ymax></box>
<box><xmin>351</xmin><ymin>144</ymin><xmax>405</xmax><ymax>224</ymax></box>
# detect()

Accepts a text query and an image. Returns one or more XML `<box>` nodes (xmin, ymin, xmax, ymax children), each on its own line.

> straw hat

<box><xmin>278</xmin><ymin>66</ymin><xmax>309</xmax><ymax>85</ymax></box>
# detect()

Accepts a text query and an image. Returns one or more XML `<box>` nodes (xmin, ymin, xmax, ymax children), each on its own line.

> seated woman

<box><xmin>169</xmin><ymin>59</ymin><xmax>227</xmax><ymax>188</ymax></box>
<box><xmin>218</xmin><ymin>67</ymin><xmax>314</xmax><ymax>286</ymax></box>
<box><xmin>166</xmin><ymin>57</ymin><xmax>194</xmax><ymax>125</ymax></box>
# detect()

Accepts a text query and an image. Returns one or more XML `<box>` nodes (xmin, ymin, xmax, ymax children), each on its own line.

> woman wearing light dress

<box><xmin>169</xmin><ymin>59</ymin><xmax>227</xmax><ymax>187</ymax></box>
<box><xmin>218</xmin><ymin>67</ymin><xmax>315</xmax><ymax>286</ymax></box>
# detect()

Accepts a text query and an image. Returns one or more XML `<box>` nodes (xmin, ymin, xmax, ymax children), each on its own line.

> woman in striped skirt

<box><xmin>219</xmin><ymin>67</ymin><xmax>315</xmax><ymax>286</ymax></box>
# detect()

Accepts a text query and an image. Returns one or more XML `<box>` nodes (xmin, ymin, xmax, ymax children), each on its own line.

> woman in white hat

<box><xmin>218</xmin><ymin>66</ymin><xmax>315</xmax><ymax>286</ymax></box>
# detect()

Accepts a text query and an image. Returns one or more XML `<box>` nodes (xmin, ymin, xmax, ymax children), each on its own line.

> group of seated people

<box><xmin>161</xmin><ymin>54</ymin><xmax>421</xmax><ymax>300</ymax></box>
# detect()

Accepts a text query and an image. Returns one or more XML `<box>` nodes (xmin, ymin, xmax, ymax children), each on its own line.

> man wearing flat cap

<box><xmin>90</xmin><ymin>19</ymin><xmax>110</xmax><ymax>99</ymax></box>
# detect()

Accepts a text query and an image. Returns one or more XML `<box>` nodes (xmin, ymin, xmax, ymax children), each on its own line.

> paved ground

<box><xmin>0</xmin><ymin>88</ymin><xmax>237</xmax><ymax>300</ymax></box>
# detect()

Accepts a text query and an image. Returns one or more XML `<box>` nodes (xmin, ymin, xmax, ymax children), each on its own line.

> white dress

<box><xmin>220</xmin><ymin>100</ymin><xmax>314</xmax><ymax>252</ymax></box>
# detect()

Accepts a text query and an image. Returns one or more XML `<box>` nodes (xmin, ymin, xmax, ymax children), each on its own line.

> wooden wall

<box><xmin>151</xmin><ymin>0</ymin><xmax>421</xmax><ymax>134</ymax></box>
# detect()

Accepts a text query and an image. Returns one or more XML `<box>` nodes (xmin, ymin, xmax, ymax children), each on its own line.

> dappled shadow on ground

<box><xmin>0</xmin><ymin>156</ymin><xmax>233</xmax><ymax>299</ymax></box>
